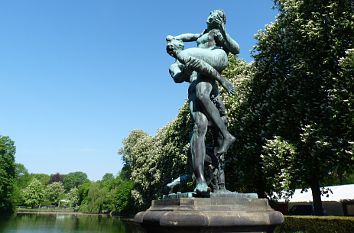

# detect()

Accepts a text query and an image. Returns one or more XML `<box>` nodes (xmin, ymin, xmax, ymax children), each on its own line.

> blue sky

<box><xmin>0</xmin><ymin>0</ymin><xmax>278</xmax><ymax>181</ymax></box>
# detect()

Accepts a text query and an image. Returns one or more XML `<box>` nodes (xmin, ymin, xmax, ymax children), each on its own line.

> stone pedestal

<box><xmin>134</xmin><ymin>194</ymin><xmax>284</xmax><ymax>233</ymax></box>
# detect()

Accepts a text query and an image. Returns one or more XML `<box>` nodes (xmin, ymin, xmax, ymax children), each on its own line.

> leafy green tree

<box><xmin>330</xmin><ymin>48</ymin><xmax>354</xmax><ymax>183</ymax></box>
<box><xmin>63</xmin><ymin>171</ymin><xmax>89</xmax><ymax>191</ymax></box>
<box><xmin>119</xmin><ymin>130</ymin><xmax>150</xmax><ymax>177</ymax></box>
<box><xmin>102</xmin><ymin>173</ymin><xmax>114</xmax><ymax>181</ymax></box>
<box><xmin>13</xmin><ymin>163</ymin><xmax>31</xmax><ymax>206</ymax></box>
<box><xmin>15</xmin><ymin>163</ymin><xmax>30</xmax><ymax>189</ymax></box>
<box><xmin>261</xmin><ymin>136</ymin><xmax>298</xmax><ymax>199</ymax></box>
<box><xmin>101</xmin><ymin>173</ymin><xmax>115</xmax><ymax>190</ymax></box>
<box><xmin>66</xmin><ymin>187</ymin><xmax>79</xmax><ymax>208</ymax></box>
<box><xmin>119</xmin><ymin>130</ymin><xmax>155</xmax><ymax>209</ymax></box>
<box><xmin>30</xmin><ymin>173</ymin><xmax>50</xmax><ymax>186</ymax></box>
<box><xmin>119</xmin><ymin>108</ymin><xmax>192</xmax><ymax>211</ymax></box>
<box><xmin>111</xmin><ymin>177</ymin><xmax>134</xmax><ymax>216</ymax></box>
<box><xmin>219</xmin><ymin>56</ymin><xmax>259</xmax><ymax>193</ymax></box>
<box><xmin>49</xmin><ymin>173</ymin><xmax>64</xmax><ymax>184</ymax></box>
<box><xmin>45</xmin><ymin>182</ymin><xmax>65</xmax><ymax>206</ymax></box>
<box><xmin>249</xmin><ymin>0</ymin><xmax>354</xmax><ymax>215</ymax></box>
<box><xmin>77</xmin><ymin>181</ymin><xmax>91</xmax><ymax>207</ymax></box>
<box><xmin>79</xmin><ymin>182</ymin><xmax>108</xmax><ymax>214</ymax></box>
<box><xmin>22</xmin><ymin>178</ymin><xmax>45</xmax><ymax>208</ymax></box>
<box><xmin>0</xmin><ymin>135</ymin><xmax>16</xmax><ymax>215</ymax></box>
<box><xmin>98</xmin><ymin>174</ymin><xmax>116</xmax><ymax>213</ymax></box>
<box><xmin>156</xmin><ymin>104</ymin><xmax>193</xmax><ymax>191</ymax></box>
<box><xmin>77</xmin><ymin>172</ymin><xmax>134</xmax><ymax>215</ymax></box>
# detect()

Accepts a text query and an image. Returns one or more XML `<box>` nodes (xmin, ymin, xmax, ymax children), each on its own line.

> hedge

<box><xmin>274</xmin><ymin>216</ymin><xmax>354</xmax><ymax>233</ymax></box>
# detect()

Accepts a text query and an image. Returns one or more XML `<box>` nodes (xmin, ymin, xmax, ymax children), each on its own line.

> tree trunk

<box><xmin>309</xmin><ymin>177</ymin><xmax>324</xmax><ymax>216</ymax></box>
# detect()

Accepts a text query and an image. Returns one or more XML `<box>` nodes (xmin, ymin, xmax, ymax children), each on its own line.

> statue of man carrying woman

<box><xmin>166</xmin><ymin>10</ymin><xmax>239</xmax><ymax>197</ymax></box>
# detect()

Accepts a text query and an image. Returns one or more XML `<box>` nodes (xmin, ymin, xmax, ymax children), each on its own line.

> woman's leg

<box><xmin>195</xmin><ymin>79</ymin><xmax>235</xmax><ymax>154</ymax></box>
<box><xmin>176</xmin><ymin>48</ymin><xmax>235</xmax><ymax>95</ymax></box>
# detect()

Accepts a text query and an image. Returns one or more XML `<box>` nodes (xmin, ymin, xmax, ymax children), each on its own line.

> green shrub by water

<box><xmin>275</xmin><ymin>216</ymin><xmax>354</xmax><ymax>233</ymax></box>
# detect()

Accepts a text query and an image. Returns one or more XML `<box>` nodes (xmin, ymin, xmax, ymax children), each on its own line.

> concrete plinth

<box><xmin>134</xmin><ymin>195</ymin><xmax>284</xmax><ymax>233</ymax></box>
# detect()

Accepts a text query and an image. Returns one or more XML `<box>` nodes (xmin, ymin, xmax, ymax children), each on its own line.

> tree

<box><xmin>15</xmin><ymin>163</ymin><xmax>30</xmax><ymax>189</ymax></box>
<box><xmin>45</xmin><ymin>182</ymin><xmax>65</xmax><ymax>206</ymax></box>
<box><xmin>119</xmin><ymin>130</ymin><xmax>156</xmax><ymax>209</ymax></box>
<box><xmin>111</xmin><ymin>177</ymin><xmax>134</xmax><ymax>215</ymax></box>
<box><xmin>261</xmin><ymin>136</ymin><xmax>298</xmax><ymax>199</ymax></box>
<box><xmin>101</xmin><ymin>173</ymin><xmax>115</xmax><ymax>189</ymax></box>
<box><xmin>13</xmin><ymin>163</ymin><xmax>31</xmax><ymax>206</ymax></box>
<box><xmin>219</xmin><ymin>56</ymin><xmax>260</xmax><ymax>193</ymax></box>
<box><xmin>77</xmin><ymin>172</ymin><xmax>134</xmax><ymax>215</ymax></box>
<box><xmin>118</xmin><ymin>107</ymin><xmax>192</xmax><ymax>211</ymax></box>
<box><xmin>251</xmin><ymin>0</ymin><xmax>354</xmax><ymax>215</ymax></box>
<box><xmin>66</xmin><ymin>187</ymin><xmax>79</xmax><ymax>208</ymax></box>
<box><xmin>30</xmin><ymin>173</ymin><xmax>50</xmax><ymax>185</ymax></box>
<box><xmin>0</xmin><ymin>135</ymin><xmax>16</xmax><ymax>215</ymax></box>
<box><xmin>102</xmin><ymin>173</ymin><xmax>114</xmax><ymax>182</ymax></box>
<box><xmin>22</xmin><ymin>178</ymin><xmax>45</xmax><ymax>208</ymax></box>
<box><xmin>49</xmin><ymin>173</ymin><xmax>64</xmax><ymax>184</ymax></box>
<box><xmin>79</xmin><ymin>182</ymin><xmax>108</xmax><ymax>214</ymax></box>
<box><xmin>63</xmin><ymin>171</ymin><xmax>88</xmax><ymax>191</ymax></box>
<box><xmin>77</xmin><ymin>181</ymin><xmax>91</xmax><ymax>207</ymax></box>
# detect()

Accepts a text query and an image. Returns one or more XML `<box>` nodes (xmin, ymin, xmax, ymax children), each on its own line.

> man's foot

<box><xmin>217</xmin><ymin>134</ymin><xmax>235</xmax><ymax>155</ymax></box>
<box><xmin>221</xmin><ymin>78</ymin><xmax>235</xmax><ymax>95</ymax></box>
<box><xmin>193</xmin><ymin>182</ymin><xmax>210</xmax><ymax>197</ymax></box>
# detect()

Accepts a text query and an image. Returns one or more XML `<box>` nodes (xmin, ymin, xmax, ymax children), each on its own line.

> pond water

<box><xmin>0</xmin><ymin>213</ymin><xmax>144</xmax><ymax>233</ymax></box>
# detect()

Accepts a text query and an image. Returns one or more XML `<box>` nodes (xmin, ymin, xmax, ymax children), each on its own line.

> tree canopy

<box><xmin>45</xmin><ymin>182</ymin><xmax>65</xmax><ymax>206</ymax></box>
<box><xmin>63</xmin><ymin>171</ymin><xmax>89</xmax><ymax>191</ymax></box>
<box><xmin>22</xmin><ymin>178</ymin><xmax>45</xmax><ymax>208</ymax></box>
<box><xmin>0</xmin><ymin>136</ymin><xmax>16</xmax><ymax>215</ymax></box>
<box><xmin>250</xmin><ymin>0</ymin><xmax>354</xmax><ymax>215</ymax></box>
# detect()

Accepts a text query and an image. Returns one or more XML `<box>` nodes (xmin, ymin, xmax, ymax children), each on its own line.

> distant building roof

<box><xmin>277</xmin><ymin>184</ymin><xmax>354</xmax><ymax>203</ymax></box>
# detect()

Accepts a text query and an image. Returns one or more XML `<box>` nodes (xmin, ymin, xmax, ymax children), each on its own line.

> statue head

<box><xmin>206</xmin><ymin>10</ymin><xmax>226</xmax><ymax>28</ymax></box>
<box><xmin>166</xmin><ymin>36</ymin><xmax>184</xmax><ymax>57</ymax></box>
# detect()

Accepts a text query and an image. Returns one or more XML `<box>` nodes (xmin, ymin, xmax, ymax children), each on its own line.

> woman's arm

<box><xmin>216</xmin><ymin>24</ymin><xmax>240</xmax><ymax>55</ymax></box>
<box><xmin>173</xmin><ymin>33</ymin><xmax>201</xmax><ymax>42</ymax></box>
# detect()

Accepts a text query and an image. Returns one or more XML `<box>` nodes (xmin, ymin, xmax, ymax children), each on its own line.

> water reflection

<box><xmin>0</xmin><ymin>213</ymin><xmax>143</xmax><ymax>233</ymax></box>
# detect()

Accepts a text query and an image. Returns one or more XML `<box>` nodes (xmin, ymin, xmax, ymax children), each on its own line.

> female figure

<box><xmin>167</xmin><ymin>10</ymin><xmax>239</xmax><ymax>195</ymax></box>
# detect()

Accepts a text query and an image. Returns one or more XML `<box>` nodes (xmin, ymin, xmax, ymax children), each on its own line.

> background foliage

<box><xmin>0</xmin><ymin>136</ymin><xmax>16</xmax><ymax>215</ymax></box>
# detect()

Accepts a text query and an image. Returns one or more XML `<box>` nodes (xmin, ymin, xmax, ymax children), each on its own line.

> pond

<box><xmin>0</xmin><ymin>213</ymin><xmax>144</xmax><ymax>233</ymax></box>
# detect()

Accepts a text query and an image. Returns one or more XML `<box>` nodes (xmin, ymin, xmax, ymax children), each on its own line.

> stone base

<box><xmin>134</xmin><ymin>195</ymin><xmax>284</xmax><ymax>233</ymax></box>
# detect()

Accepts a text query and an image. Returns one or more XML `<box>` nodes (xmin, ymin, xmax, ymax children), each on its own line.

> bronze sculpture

<box><xmin>166</xmin><ymin>10</ymin><xmax>239</xmax><ymax>196</ymax></box>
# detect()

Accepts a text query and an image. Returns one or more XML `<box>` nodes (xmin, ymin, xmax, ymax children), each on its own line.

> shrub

<box><xmin>275</xmin><ymin>216</ymin><xmax>354</xmax><ymax>233</ymax></box>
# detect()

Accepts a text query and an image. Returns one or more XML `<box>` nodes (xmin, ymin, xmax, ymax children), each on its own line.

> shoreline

<box><xmin>17</xmin><ymin>211</ymin><xmax>107</xmax><ymax>216</ymax></box>
<box><xmin>16</xmin><ymin>209</ymin><xmax>135</xmax><ymax>221</ymax></box>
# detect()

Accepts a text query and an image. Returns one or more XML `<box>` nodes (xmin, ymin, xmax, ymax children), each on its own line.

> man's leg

<box><xmin>190</xmin><ymin>99</ymin><xmax>209</xmax><ymax>195</ymax></box>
